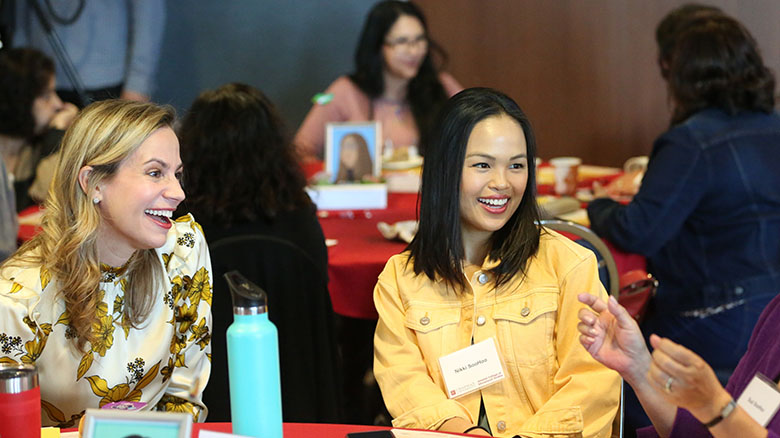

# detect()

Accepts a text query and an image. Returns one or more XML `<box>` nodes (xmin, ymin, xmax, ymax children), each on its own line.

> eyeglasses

<box><xmin>384</xmin><ymin>35</ymin><xmax>428</xmax><ymax>50</ymax></box>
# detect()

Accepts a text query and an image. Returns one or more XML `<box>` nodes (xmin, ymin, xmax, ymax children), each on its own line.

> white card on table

<box><xmin>199</xmin><ymin>430</ymin><xmax>254</xmax><ymax>438</ymax></box>
<box><xmin>736</xmin><ymin>373</ymin><xmax>780</xmax><ymax>427</ymax></box>
<box><xmin>438</xmin><ymin>337</ymin><xmax>505</xmax><ymax>399</ymax></box>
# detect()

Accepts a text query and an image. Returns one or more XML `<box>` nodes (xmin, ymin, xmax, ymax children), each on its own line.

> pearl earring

<box><xmin>93</xmin><ymin>197</ymin><xmax>100</xmax><ymax>204</ymax></box>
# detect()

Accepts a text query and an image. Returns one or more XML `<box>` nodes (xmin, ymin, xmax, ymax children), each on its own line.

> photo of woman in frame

<box><xmin>335</xmin><ymin>132</ymin><xmax>374</xmax><ymax>183</ymax></box>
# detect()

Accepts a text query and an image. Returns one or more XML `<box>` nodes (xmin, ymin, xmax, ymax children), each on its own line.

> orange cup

<box><xmin>549</xmin><ymin>157</ymin><xmax>582</xmax><ymax>196</ymax></box>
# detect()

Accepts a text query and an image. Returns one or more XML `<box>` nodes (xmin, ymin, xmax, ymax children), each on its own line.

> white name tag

<box><xmin>199</xmin><ymin>430</ymin><xmax>253</xmax><ymax>438</ymax></box>
<box><xmin>438</xmin><ymin>337</ymin><xmax>505</xmax><ymax>399</ymax></box>
<box><xmin>737</xmin><ymin>373</ymin><xmax>780</xmax><ymax>427</ymax></box>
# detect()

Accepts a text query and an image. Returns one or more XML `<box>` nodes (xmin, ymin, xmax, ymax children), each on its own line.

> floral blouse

<box><xmin>0</xmin><ymin>215</ymin><xmax>212</xmax><ymax>427</ymax></box>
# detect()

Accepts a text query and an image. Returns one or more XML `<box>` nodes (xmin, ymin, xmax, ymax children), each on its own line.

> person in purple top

<box><xmin>578</xmin><ymin>292</ymin><xmax>780</xmax><ymax>438</ymax></box>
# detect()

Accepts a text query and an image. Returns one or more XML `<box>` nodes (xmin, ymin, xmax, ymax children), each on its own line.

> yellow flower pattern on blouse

<box><xmin>41</xmin><ymin>400</ymin><xmax>83</xmax><ymax>429</ymax></box>
<box><xmin>0</xmin><ymin>214</ymin><xmax>212</xmax><ymax>427</ymax></box>
<box><xmin>86</xmin><ymin>360</ymin><xmax>161</xmax><ymax>407</ymax></box>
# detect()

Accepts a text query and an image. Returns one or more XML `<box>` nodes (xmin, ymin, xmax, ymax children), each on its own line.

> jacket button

<box><xmin>476</xmin><ymin>315</ymin><xmax>486</xmax><ymax>326</ymax></box>
<box><xmin>735</xmin><ymin>286</ymin><xmax>744</xmax><ymax>295</ymax></box>
<box><xmin>496</xmin><ymin>420</ymin><xmax>506</xmax><ymax>432</ymax></box>
<box><xmin>420</xmin><ymin>316</ymin><xmax>430</xmax><ymax>325</ymax></box>
<box><xmin>478</xmin><ymin>273</ymin><xmax>488</xmax><ymax>285</ymax></box>
<box><xmin>520</xmin><ymin>307</ymin><xmax>531</xmax><ymax>317</ymax></box>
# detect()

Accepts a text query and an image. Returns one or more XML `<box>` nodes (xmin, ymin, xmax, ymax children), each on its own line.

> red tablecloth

<box><xmin>320</xmin><ymin>193</ymin><xmax>415</xmax><ymax>319</ymax></box>
<box><xmin>17</xmin><ymin>205</ymin><xmax>41</xmax><ymax>243</ymax></box>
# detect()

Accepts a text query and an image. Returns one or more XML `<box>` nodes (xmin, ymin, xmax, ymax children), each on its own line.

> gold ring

<box><xmin>665</xmin><ymin>376</ymin><xmax>674</xmax><ymax>393</ymax></box>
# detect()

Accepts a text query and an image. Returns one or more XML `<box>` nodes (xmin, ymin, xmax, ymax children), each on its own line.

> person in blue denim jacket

<box><xmin>587</xmin><ymin>11</ymin><xmax>780</xmax><ymax>437</ymax></box>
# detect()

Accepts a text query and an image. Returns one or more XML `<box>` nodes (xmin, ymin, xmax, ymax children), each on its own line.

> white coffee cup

<box><xmin>549</xmin><ymin>157</ymin><xmax>582</xmax><ymax>196</ymax></box>
<box><xmin>623</xmin><ymin>156</ymin><xmax>649</xmax><ymax>173</ymax></box>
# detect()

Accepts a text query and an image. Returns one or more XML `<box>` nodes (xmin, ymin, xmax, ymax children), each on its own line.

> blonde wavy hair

<box><xmin>4</xmin><ymin>99</ymin><xmax>176</xmax><ymax>352</ymax></box>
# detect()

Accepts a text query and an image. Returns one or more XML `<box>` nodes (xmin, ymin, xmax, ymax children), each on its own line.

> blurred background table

<box><xmin>17</xmin><ymin>205</ymin><xmax>43</xmax><ymax>243</ymax></box>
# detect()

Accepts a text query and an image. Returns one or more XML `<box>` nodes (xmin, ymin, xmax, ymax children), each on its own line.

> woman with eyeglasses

<box><xmin>294</xmin><ymin>0</ymin><xmax>462</xmax><ymax>162</ymax></box>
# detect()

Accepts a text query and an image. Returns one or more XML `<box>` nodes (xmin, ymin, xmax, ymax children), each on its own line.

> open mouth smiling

<box><xmin>144</xmin><ymin>209</ymin><xmax>173</xmax><ymax>225</ymax></box>
<box><xmin>478</xmin><ymin>197</ymin><xmax>508</xmax><ymax>208</ymax></box>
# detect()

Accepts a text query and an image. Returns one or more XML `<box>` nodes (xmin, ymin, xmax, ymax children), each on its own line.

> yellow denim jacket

<box><xmin>373</xmin><ymin>231</ymin><xmax>620</xmax><ymax>438</ymax></box>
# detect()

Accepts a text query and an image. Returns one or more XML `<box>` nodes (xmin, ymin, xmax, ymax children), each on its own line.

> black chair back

<box><xmin>204</xmin><ymin>234</ymin><xmax>342</xmax><ymax>422</ymax></box>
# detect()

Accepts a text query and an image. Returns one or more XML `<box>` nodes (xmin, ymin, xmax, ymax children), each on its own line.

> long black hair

<box><xmin>668</xmin><ymin>14</ymin><xmax>775</xmax><ymax>124</ymax></box>
<box><xmin>408</xmin><ymin>88</ymin><xmax>541</xmax><ymax>290</ymax></box>
<box><xmin>349</xmin><ymin>0</ymin><xmax>449</xmax><ymax>148</ymax></box>
<box><xmin>179</xmin><ymin>83</ymin><xmax>312</xmax><ymax>226</ymax></box>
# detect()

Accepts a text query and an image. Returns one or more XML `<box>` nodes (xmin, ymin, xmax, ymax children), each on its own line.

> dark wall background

<box><xmin>155</xmin><ymin>1</ymin><xmax>374</xmax><ymax>132</ymax></box>
<box><xmin>153</xmin><ymin>0</ymin><xmax>780</xmax><ymax>167</ymax></box>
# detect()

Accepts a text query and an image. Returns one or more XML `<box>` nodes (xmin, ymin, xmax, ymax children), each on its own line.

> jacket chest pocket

<box><xmin>493</xmin><ymin>291</ymin><xmax>558</xmax><ymax>367</ymax></box>
<box><xmin>404</xmin><ymin>304</ymin><xmax>461</xmax><ymax>366</ymax></box>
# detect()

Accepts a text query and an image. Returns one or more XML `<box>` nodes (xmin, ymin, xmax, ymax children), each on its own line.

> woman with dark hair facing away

<box><xmin>0</xmin><ymin>100</ymin><xmax>212</xmax><ymax>427</ymax></box>
<box><xmin>294</xmin><ymin>0</ymin><xmax>462</xmax><ymax>162</ymax></box>
<box><xmin>654</xmin><ymin>3</ymin><xmax>722</xmax><ymax>81</ymax></box>
<box><xmin>0</xmin><ymin>47</ymin><xmax>78</xmax><ymax>211</ymax></box>
<box><xmin>587</xmin><ymin>12</ymin><xmax>780</xmax><ymax>432</ymax></box>
<box><xmin>373</xmin><ymin>88</ymin><xmax>620</xmax><ymax>437</ymax></box>
<box><xmin>179</xmin><ymin>82</ymin><xmax>326</xmax><ymax>280</ymax></box>
<box><xmin>179</xmin><ymin>83</ymin><xmax>337</xmax><ymax>423</ymax></box>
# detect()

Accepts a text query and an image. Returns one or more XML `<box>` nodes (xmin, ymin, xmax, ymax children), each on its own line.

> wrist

<box><xmin>689</xmin><ymin>389</ymin><xmax>733</xmax><ymax>424</ymax></box>
<box><xmin>623</xmin><ymin>352</ymin><xmax>652</xmax><ymax>388</ymax></box>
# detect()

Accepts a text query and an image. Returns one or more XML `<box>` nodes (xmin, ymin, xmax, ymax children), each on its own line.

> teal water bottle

<box><xmin>224</xmin><ymin>271</ymin><xmax>283</xmax><ymax>438</ymax></box>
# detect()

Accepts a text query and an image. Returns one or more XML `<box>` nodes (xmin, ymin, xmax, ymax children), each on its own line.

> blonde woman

<box><xmin>0</xmin><ymin>100</ymin><xmax>212</xmax><ymax>427</ymax></box>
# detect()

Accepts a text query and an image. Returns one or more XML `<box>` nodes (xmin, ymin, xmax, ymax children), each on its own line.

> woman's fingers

<box><xmin>650</xmin><ymin>334</ymin><xmax>697</xmax><ymax>367</ymax></box>
<box><xmin>578</xmin><ymin>307</ymin><xmax>598</xmax><ymax>326</ymax></box>
<box><xmin>578</xmin><ymin>293</ymin><xmax>607</xmax><ymax>312</ymax></box>
<box><xmin>647</xmin><ymin>360</ymin><xmax>674</xmax><ymax>393</ymax></box>
<box><xmin>606</xmin><ymin>295</ymin><xmax>638</xmax><ymax>330</ymax></box>
<box><xmin>577</xmin><ymin>321</ymin><xmax>598</xmax><ymax>337</ymax></box>
<box><xmin>650</xmin><ymin>345</ymin><xmax>688</xmax><ymax>381</ymax></box>
<box><xmin>647</xmin><ymin>334</ymin><xmax>719</xmax><ymax>407</ymax></box>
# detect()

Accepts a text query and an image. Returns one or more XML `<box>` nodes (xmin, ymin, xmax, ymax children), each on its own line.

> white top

<box><xmin>0</xmin><ymin>215</ymin><xmax>212</xmax><ymax>427</ymax></box>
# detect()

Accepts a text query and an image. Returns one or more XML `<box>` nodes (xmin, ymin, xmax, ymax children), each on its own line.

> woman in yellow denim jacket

<box><xmin>373</xmin><ymin>88</ymin><xmax>620</xmax><ymax>437</ymax></box>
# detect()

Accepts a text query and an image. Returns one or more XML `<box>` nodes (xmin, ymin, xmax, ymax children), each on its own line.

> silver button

<box><xmin>496</xmin><ymin>420</ymin><xmax>506</xmax><ymax>432</ymax></box>
<box><xmin>735</xmin><ymin>286</ymin><xmax>744</xmax><ymax>295</ymax></box>
<box><xmin>476</xmin><ymin>315</ymin><xmax>486</xmax><ymax>326</ymax></box>
<box><xmin>420</xmin><ymin>316</ymin><xmax>430</xmax><ymax>325</ymax></box>
<box><xmin>520</xmin><ymin>307</ymin><xmax>530</xmax><ymax>317</ymax></box>
<box><xmin>478</xmin><ymin>273</ymin><xmax>488</xmax><ymax>284</ymax></box>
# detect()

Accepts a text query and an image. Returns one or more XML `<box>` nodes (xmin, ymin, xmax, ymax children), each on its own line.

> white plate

<box><xmin>382</xmin><ymin>156</ymin><xmax>423</xmax><ymax>170</ymax></box>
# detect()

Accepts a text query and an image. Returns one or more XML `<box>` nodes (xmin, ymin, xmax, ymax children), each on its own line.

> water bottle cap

<box><xmin>224</xmin><ymin>270</ymin><xmax>269</xmax><ymax>314</ymax></box>
<box><xmin>0</xmin><ymin>363</ymin><xmax>38</xmax><ymax>393</ymax></box>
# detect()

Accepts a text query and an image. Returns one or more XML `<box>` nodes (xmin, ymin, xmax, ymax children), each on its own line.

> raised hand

<box><xmin>646</xmin><ymin>334</ymin><xmax>731</xmax><ymax>421</ymax></box>
<box><xmin>577</xmin><ymin>293</ymin><xmax>652</xmax><ymax>384</ymax></box>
